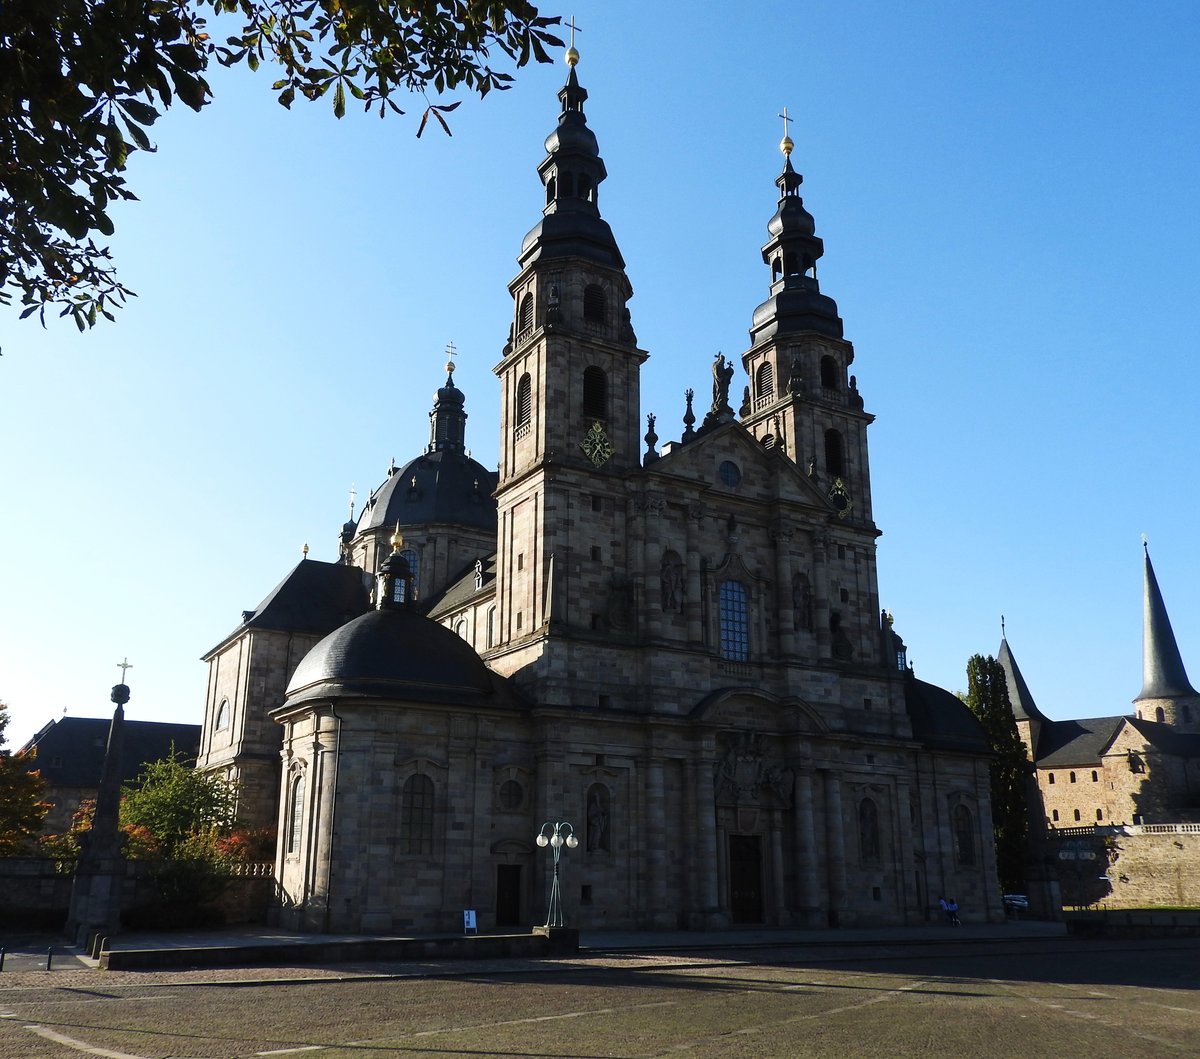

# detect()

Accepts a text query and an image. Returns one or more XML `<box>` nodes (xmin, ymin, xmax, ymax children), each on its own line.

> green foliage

<box><xmin>1</xmin><ymin>1</ymin><xmax>562</xmax><ymax>337</ymax></box>
<box><xmin>119</xmin><ymin>746</ymin><xmax>238</xmax><ymax>855</ymax></box>
<box><xmin>0</xmin><ymin>702</ymin><xmax>51</xmax><ymax>854</ymax></box>
<box><xmin>964</xmin><ymin>655</ymin><xmax>1030</xmax><ymax>893</ymax></box>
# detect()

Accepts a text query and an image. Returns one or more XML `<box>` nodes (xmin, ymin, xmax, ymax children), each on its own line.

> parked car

<box><xmin>1002</xmin><ymin>893</ymin><xmax>1029</xmax><ymax>913</ymax></box>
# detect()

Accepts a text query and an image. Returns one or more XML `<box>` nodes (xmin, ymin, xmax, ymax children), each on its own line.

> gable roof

<box><xmin>205</xmin><ymin>559</ymin><xmax>371</xmax><ymax>656</ymax></box>
<box><xmin>22</xmin><ymin>717</ymin><xmax>201</xmax><ymax>790</ymax></box>
<box><xmin>1035</xmin><ymin>716</ymin><xmax>1127</xmax><ymax>766</ymax></box>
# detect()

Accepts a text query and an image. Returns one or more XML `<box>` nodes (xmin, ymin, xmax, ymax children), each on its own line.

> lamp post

<box><xmin>536</xmin><ymin>821</ymin><xmax>579</xmax><ymax>927</ymax></box>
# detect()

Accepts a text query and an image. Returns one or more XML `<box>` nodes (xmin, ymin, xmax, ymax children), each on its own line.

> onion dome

<box><xmin>750</xmin><ymin>125</ymin><xmax>843</xmax><ymax>344</ymax></box>
<box><xmin>518</xmin><ymin>45</ymin><xmax>624</xmax><ymax>270</ymax></box>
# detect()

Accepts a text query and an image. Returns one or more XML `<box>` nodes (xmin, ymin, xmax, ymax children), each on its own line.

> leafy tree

<box><xmin>2</xmin><ymin>1</ymin><xmax>562</xmax><ymax>335</ymax></box>
<box><xmin>963</xmin><ymin>655</ymin><xmax>1029</xmax><ymax>893</ymax></box>
<box><xmin>0</xmin><ymin>702</ymin><xmax>51</xmax><ymax>854</ymax></box>
<box><xmin>119</xmin><ymin>746</ymin><xmax>238</xmax><ymax>855</ymax></box>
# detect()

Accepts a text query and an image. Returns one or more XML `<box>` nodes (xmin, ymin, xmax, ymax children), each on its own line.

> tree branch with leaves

<box><xmin>1</xmin><ymin>1</ymin><xmax>561</xmax><ymax>338</ymax></box>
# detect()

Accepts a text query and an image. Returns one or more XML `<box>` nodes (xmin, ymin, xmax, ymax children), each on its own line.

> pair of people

<box><xmin>938</xmin><ymin>895</ymin><xmax>960</xmax><ymax>926</ymax></box>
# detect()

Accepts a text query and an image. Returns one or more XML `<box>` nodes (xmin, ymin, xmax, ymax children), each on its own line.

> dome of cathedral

<box><xmin>356</xmin><ymin>451</ymin><xmax>497</xmax><ymax>535</ymax></box>
<box><xmin>284</xmin><ymin>608</ymin><xmax>497</xmax><ymax>707</ymax></box>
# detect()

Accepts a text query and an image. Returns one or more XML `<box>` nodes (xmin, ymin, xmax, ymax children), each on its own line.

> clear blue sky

<box><xmin>3</xmin><ymin>1</ymin><xmax>1199</xmax><ymax>749</ymax></box>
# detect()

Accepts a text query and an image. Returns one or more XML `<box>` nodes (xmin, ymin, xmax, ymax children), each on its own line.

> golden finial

<box><xmin>565</xmin><ymin>16</ymin><xmax>581</xmax><ymax>66</ymax></box>
<box><xmin>391</xmin><ymin>522</ymin><xmax>404</xmax><ymax>552</ymax></box>
<box><xmin>302</xmin><ymin>542</ymin><xmax>309</xmax><ymax>558</ymax></box>
<box><xmin>779</xmin><ymin>106</ymin><xmax>794</xmax><ymax>158</ymax></box>
<box><xmin>445</xmin><ymin>339</ymin><xmax>456</xmax><ymax>377</ymax></box>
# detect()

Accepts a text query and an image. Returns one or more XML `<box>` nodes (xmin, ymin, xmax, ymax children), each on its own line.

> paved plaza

<box><xmin>0</xmin><ymin>935</ymin><xmax>1196</xmax><ymax>1058</ymax></box>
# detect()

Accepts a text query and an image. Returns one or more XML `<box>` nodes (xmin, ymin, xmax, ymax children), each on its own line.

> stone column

<box><xmin>793</xmin><ymin>769</ymin><xmax>820</xmax><ymax>921</ymax></box>
<box><xmin>646</xmin><ymin>754</ymin><xmax>671</xmax><ymax>927</ymax></box>
<box><xmin>687</xmin><ymin>754</ymin><xmax>722</xmax><ymax>926</ymax></box>
<box><xmin>823</xmin><ymin>768</ymin><xmax>848</xmax><ymax>926</ymax></box>
<box><xmin>685</xmin><ymin>506</ymin><xmax>705</xmax><ymax>646</ymax></box>
<box><xmin>770</xmin><ymin>812</ymin><xmax>787</xmax><ymax>924</ymax></box>
<box><xmin>308</xmin><ymin>710</ymin><xmax>340</xmax><ymax>931</ymax></box>
<box><xmin>894</xmin><ymin>779</ymin><xmax>915</xmax><ymax>921</ymax></box>
<box><xmin>772</xmin><ymin>527</ymin><xmax>797</xmax><ymax>658</ymax></box>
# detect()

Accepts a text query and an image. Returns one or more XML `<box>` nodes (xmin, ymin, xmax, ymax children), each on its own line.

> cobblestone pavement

<box><xmin>0</xmin><ymin>937</ymin><xmax>1197</xmax><ymax>1058</ymax></box>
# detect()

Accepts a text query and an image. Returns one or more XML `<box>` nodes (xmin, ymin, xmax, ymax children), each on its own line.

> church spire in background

<box><xmin>1136</xmin><ymin>539</ymin><xmax>1198</xmax><ymax>702</ymax></box>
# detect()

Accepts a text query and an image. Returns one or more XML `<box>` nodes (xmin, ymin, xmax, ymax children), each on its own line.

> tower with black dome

<box><xmin>350</xmin><ymin>356</ymin><xmax>498</xmax><ymax>604</ymax></box>
<box><xmin>491</xmin><ymin>46</ymin><xmax>648</xmax><ymax>676</ymax></box>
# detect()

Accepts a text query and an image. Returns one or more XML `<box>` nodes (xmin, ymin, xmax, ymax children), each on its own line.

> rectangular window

<box><xmin>590</xmin><ymin>545</ymin><xmax>602</xmax><ymax>561</ymax></box>
<box><xmin>718</xmin><ymin>580</ymin><xmax>750</xmax><ymax>661</ymax></box>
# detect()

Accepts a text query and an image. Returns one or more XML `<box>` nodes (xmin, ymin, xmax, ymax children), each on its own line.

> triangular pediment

<box><xmin>648</xmin><ymin>420</ymin><xmax>834</xmax><ymax>512</ymax></box>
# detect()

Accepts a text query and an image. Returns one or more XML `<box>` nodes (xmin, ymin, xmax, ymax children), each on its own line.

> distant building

<box><xmin>1002</xmin><ymin>545</ymin><xmax>1200</xmax><ymax>906</ymax></box>
<box><xmin>21</xmin><ymin>717</ymin><xmax>200</xmax><ymax>834</ymax></box>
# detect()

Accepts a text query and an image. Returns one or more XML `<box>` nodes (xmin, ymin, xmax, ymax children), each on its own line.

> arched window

<box><xmin>859</xmin><ymin>798</ymin><xmax>881</xmax><ymax>863</ymax></box>
<box><xmin>286</xmin><ymin>773</ymin><xmax>305</xmax><ymax>855</ymax></box>
<box><xmin>400</xmin><ymin>774</ymin><xmax>434</xmax><ymax>855</ymax></box>
<box><xmin>486</xmin><ymin>606</ymin><xmax>496</xmax><ymax>648</ymax></box>
<box><xmin>1156</xmin><ymin>706</ymin><xmax>1166</xmax><ymax>723</ymax></box>
<box><xmin>453</xmin><ymin>618</ymin><xmax>467</xmax><ymax>641</ymax></box>
<box><xmin>824</xmin><ymin>429</ymin><xmax>844</xmax><ymax>475</ymax></box>
<box><xmin>771</xmin><ymin>256</ymin><xmax>782</xmax><ymax>282</ymax></box>
<box><xmin>1048</xmin><ymin>773</ymin><xmax>1055</xmax><ymax>784</ymax></box>
<box><xmin>718</xmin><ymin>580</ymin><xmax>749</xmax><ymax>661</ymax></box>
<box><xmin>755</xmin><ymin>361</ymin><xmax>774</xmax><ymax>407</ymax></box>
<box><xmin>498</xmin><ymin>779</ymin><xmax>523</xmax><ymax>811</ymax></box>
<box><xmin>583</xmin><ymin>284</ymin><xmax>607</xmax><ymax>324</ymax></box>
<box><xmin>517</xmin><ymin>292</ymin><xmax>534</xmax><ymax>335</ymax></box>
<box><xmin>953</xmin><ymin>805</ymin><xmax>975</xmax><ymax>865</ymax></box>
<box><xmin>1097</xmin><ymin>808</ymin><xmax>1104</xmax><ymax>821</ymax></box>
<box><xmin>1052</xmin><ymin>809</ymin><xmax>1059</xmax><ymax>822</ymax></box>
<box><xmin>545</xmin><ymin>176</ymin><xmax>556</xmax><ymax>204</ymax></box>
<box><xmin>1092</xmin><ymin>770</ymin><xmax>1099</xmax><ymax>782</ymax></box>
<box><xmin>1070</xmin><ymin>771</ymin><xmax>1076</xmax><ymax>783</ymax></box>
<box><xmin>400</xmin><ymin>548</ymin><xmax>420</xmax><ymax>598</ymax></box>
<box><xmin>582</xmin><ymin>365</ymin><xmax>607</xmax><ymax>419</ymax></box>
<box><xmin>586</xmin><ymin>783</ymin><xmax>610</xmax><ymax>851</ymax></box>
<box><xmin>578</xmin><ymin>174</ymin><xmax>593</xmax><ymax>202</ymax></box>
<box><xmin>1073</xmin><ymin>808</ymin><xmax>1081</xmax><ymax>822</ymax></box>
<box><xmin>514</xmin><ymin>373</ymin><xmax>532</xmax><ymax>438</ymax></box>
<box><xmin>215</xmin><ymin>699</ymin><xmax>230</xmax><ymax>731</ymax></box>
<box><xmin>820</xmin><ymin>355</ymin><xmax>839</xmax><ymax>389</ymax></box>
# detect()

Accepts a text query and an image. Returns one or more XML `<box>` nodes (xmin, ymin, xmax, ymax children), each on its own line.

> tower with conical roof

<box><xmin>491</xmin><ymin>44</ymin><xmax>648</xmax><ymax>672</ymax></box>
<box><xmin>998</xmin><ymin>631</ymin><xmax>1049</xmax><ymax>757</ymax></box>
<box><xmin>1134</xmin><ymin>542</ymin><xmax>1200</xmax><ymax>731</ymax></box>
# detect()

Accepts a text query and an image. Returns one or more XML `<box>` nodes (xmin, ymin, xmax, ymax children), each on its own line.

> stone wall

<box><xmin>1048</xmin><ymin>824</ymin><xmax>1200</xmax><ymax>908</ymax></box>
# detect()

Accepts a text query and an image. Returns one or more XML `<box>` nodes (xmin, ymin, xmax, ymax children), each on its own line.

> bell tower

<box><xmin>491</xmin><ymin>44</ymin><xmax>648</xmax><ymax>676</ymax></box>
<box><xmin>739</xmin><ymin>115</ymin><xmax>876</xmax><ymax>526</ymax></box>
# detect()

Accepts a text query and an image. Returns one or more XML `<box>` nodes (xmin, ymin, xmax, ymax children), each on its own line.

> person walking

<box><xmin>947</xmin><ymin>897</ymin><xmax>960</xmax><ymax>926</ymax></box>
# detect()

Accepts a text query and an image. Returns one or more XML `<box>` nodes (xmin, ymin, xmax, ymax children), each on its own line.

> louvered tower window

<box><xmin>582</xmin><ymin>366</ymin><xmax>607</xmax><ymax>419</ymax></box>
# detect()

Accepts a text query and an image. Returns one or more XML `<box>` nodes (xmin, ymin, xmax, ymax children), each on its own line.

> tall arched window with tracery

<box><xmin>400</xmin><ymin>774</ymin><xmax>435</xmax><ymax>855</ymax></box>
<box><xmin>718</xmin><ymin>580</ymin><xmax>749</xmax><ymax>661</ymax></box>
<box><xmin>286</xmin><ymin>772</ymin><xmax>305</xmax><ymax>855</ymax></box>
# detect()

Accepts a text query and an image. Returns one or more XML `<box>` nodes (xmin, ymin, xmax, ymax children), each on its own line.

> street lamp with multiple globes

<box><xmin>535</xmin><ymin>821</ymin><xmax>579</xmax><ymax>928</ymax></box>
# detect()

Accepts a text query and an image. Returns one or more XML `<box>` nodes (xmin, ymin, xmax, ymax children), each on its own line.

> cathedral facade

<box><xmin>198</xmin><ymin>53</ymin><xmax>1001</xmax><ymax>934</ymax></box>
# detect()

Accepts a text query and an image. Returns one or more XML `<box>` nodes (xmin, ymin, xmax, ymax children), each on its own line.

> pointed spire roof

<box><xmin>428</xmin><ymin>349</ymin><xmax>467</xmax><ymax>455</ymax></box>
<box><xmin>997</xmin><ymin>635</ymin><xmax>1048</xmax><ymax>723</ymax></box>
<box><xmin>1137</xmin><ymin>542</ymin><xmax>1198</xmax><ymax>701</ymax></box>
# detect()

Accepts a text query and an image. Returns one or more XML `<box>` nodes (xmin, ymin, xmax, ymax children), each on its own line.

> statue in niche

<box><xmin>586</xmin><ymin>785</ymin><xmax>610</xmax><ymax>851</ymax></box>
<box><xmin>660</xmin><ymin>552</ymin><xmax>685</xmax><ymax>613</ymax></box>
<box><xmin>792</xmin><ymin>572</ymin><xmax>814</xmax><ymax>631</ymax></box>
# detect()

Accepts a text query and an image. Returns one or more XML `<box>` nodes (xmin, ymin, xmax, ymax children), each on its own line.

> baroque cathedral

<box><xmin>197</xmin><ymin>50</ymin><xmax>1001</xmax><ymax>934</ymax></box>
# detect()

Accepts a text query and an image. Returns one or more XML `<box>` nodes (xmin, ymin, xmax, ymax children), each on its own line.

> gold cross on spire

<box><xmin>116</xmin><ymin>657</ymin><xmax>133</xmax><ymax>682</ymax></box>
<box><xmin>565</xmin><ymin>16</ymin><xmax>581</xmax><ymax>66</ymax></box>
<box><xmin>445</xmin><ymin>339</ymin><xmax>457</xmax><ymax>377</ymax></box>
<box><xmin>778</xmin><ymin>106</ymin><xmax>794</xmax><ymax>157</ymax></box>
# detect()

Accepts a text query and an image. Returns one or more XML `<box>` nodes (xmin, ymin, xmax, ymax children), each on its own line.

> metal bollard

<box><xmin>0</xmin><ymin>947</ymin><xmax>6</xmax><ymax>972</ymax></box>
<box><xmin>46</xmin><ymin>947</ymin><xmax>53</xmax><ymax>972</ymax></box>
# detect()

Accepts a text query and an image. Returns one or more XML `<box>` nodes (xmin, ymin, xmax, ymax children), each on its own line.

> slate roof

<box><xmin>1035</xmin><ymin>716</ymin><xmax>1127</xmax><ymax>766</ymax></box>
<box><xmin>356</xmin><ymin>452</ymin><xmax>498</xmax><ymax>536</ymax></box>
<box><xmin>903</xmin><ymin>674</ymin><xmax>991</xmax><ymax>754</ymax></box>
<box><xmin>1127</xmin><ymin>717</ymin><xmax>1200</xmax><ymax>758</ymax></box>
<box><xmin>998</xmin><ymin>637</ymin><xmax>1047</xmax><ymax>723</ymax></box>
<box><xmin>282</xmin><ymin>608</ymin><xmax>515</xmax><ymax>710</ymax></box>
<box><xmin>206</xmin><ymin>559</ymin><xmax>371</xmax><ymax>655</ymax></box>
<box><xmin>22</xmin><ymin>717</ymin><xmax>201</xmax><ymax>789</ymax></box>
<box><xmin>428</xmin><ymin>554</ymin><xmax>497</xmax><ymax>619</ymax></box>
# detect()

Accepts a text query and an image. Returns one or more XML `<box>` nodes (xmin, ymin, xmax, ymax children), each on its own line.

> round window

<box><xmin>719</xmin><ymin>460</ymin><xmax>742</xmax><ymax>487</ymax></box>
